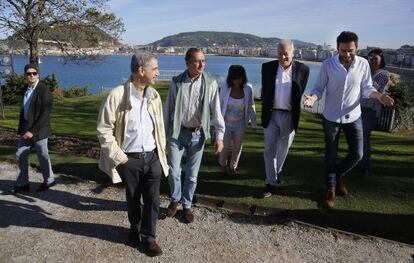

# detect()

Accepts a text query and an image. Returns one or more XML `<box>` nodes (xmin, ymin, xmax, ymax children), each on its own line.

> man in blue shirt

<box><xmin>13</xmin><ymin>63</ymin><xmax>55</xmax><ymax>193</ymax></box>
<box><xmin>303</xmin><ymin>31</ymin><xmax>394</xmax><ymax>209</ymax></box>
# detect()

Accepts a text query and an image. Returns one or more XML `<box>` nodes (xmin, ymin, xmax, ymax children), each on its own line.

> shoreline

<box><xmin>7</xmin><ymin>52</ymin><xmax>414</xmax><ymax>70</ymax></box>
<box><xmin>11</xmin><ymin>53</ymin><xmax>323</xmax><ymax>65</ymax></box>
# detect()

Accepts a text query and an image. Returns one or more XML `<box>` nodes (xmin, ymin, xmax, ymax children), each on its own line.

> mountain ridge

<box><xmin>147</xmin><ymin>31</ymin><xmax>317</xmax><ymax>48</ymax></box>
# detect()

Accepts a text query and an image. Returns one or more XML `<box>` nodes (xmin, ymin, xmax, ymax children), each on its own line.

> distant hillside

<box><xmin>148</xmin><ymin>31</ymin><xmax>316</xmax><ymax>48</ymax></box>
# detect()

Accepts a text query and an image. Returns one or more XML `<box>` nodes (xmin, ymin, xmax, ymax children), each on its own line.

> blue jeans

<box><xmin>16</xmin><ymin>137</ymin><xmax>55</xmax><ymax>186</ymax></box>
<box><xmin>361</xmin><ymin>107</ymin><xmax>377</xmax><ymax>171</ymax></box>
<box><xmin>167</xmin><ymin>127</ymin><xmax>205</xmax><ymax>209</ymax></box>
<box><xmin>322</xmin><ymin>117</ymin><xmax>363</xmax><ymax>188</ymax></box>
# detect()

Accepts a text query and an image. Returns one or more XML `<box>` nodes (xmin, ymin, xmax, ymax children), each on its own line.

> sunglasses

<box><xmin>26</xmin><ymin>72</ymin><xmax>38</xmax><ymax>76</ymax></box>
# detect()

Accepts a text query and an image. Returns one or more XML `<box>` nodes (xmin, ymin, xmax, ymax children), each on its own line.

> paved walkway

<box><xmin>0</xmin><ymin>162</ymin><xmax>412</xmax><ymax>262</ymax></box>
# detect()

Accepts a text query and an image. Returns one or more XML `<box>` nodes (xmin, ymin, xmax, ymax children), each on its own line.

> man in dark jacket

<box><xmin>261</xmin><ymin>40</ymin><xmax>309</xmax><ymax>198</ymax></box>
<box><xmin>13</xmin><ymin>63</ymin><xmax>56</xmax><ymax>193</ymax></box>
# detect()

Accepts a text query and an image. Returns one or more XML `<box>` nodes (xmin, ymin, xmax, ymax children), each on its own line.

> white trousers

<box><xmin>263</xmin><ymin>111</ymin><xmax>295</xmax><ymax>186</ymax></box>
<box><xmin>219</xmin><ymin>128</ymin><xmax>245</xmax><ymax>170</ymax></box>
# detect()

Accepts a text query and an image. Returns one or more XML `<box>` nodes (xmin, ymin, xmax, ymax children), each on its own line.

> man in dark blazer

<box><xmin>261</xmin><ymin>40</ymin><xmax>309</xmax><ymax>198</ymax></box>
<box><xmin>13</xmin><ymin>63</ymin><xmax>56</xmax><ymax>193</ymax></box>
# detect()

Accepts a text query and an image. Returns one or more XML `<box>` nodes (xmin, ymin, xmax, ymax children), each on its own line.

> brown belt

<box><xmin>272</xmin><ymin>108</ymin><xmax>290</xmax><ymax>112</ymax></box>
<box><xmin>181</xmin><ymin>126</ymin><xmax>201</xmax><ymax>132</ymax></box>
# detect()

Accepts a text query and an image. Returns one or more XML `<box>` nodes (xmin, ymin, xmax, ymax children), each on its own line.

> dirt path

<box><xmin>0</xmin><ymin>162</ymin><xmax>413</xmax><ymax>263</ymax></box>
<box><xmin>0</xmin><ymin>127</ymin><xmax>100</xmax><ymax>159</ymax></box>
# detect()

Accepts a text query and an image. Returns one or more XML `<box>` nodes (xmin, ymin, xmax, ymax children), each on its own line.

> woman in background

<box><xmin>218</xmin><ymin>65</ymin><xmax>257</xmax><ymax>176</ymax></box>
<box><xmin>361</xmin><ymin>48</ymin><xmax>390</xmax><ymax>175</ymax></box>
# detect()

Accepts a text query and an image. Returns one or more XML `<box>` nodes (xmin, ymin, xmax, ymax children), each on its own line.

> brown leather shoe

<box><xmin>326</xmin><ymin>188</ymin><xmax>335</xmax><ymax>209</ymax></box>
<box><xmin>166</xmin><ymin>201</ymin><xmax>179</xmax><ymax>217</ymax></box>
<box><xmin>336</xmin><ymin>177</ymin><xmax>348</xmax><ymax>196</ymax></box>
<box><xmin>144</xmin><ymin>240</ymin><xmax>162</xmax><ymax>257</ymax></box>
<box><xmin>183</xmin><ymin>208</ymin><xmax>194</xmax><ymax>223</ymax></box>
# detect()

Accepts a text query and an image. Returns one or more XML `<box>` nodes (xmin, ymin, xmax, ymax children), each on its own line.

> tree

<box><xmin>0</xmin><ymin>0</ymin><xmax>124</xmax><ymax>66</ymax></box>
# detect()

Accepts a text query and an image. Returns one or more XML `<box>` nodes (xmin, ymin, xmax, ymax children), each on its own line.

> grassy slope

<box><xmin>1</xmin><ymin>82</ymin><xmax>413</xmax><ymax>215</ymax></box>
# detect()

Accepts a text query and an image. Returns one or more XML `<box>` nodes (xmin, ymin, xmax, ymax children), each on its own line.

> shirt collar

<box><xmin>278</xmin><ymin>63</ymin><xmax>292</xmax><ymax>73</ymax></box>
<box><xmin>185</xmin><ymin>71</ymin><xmax>202</xmax><ymax>83</ymax></box>
<box><xmin>130</xmin><ymin>82</ymin><xmax>150</xmax><ymax>101</ymax></box>
<box><xmin>29</xmin><ymin>80</ymin><xmax>39</xmax><ymax>90</ymax></box>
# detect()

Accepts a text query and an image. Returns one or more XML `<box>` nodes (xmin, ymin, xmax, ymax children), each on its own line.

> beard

<box><xmin>339</xmin><ymin>54</ymin><xmax>355</xmax><ymax>64</ymax></box>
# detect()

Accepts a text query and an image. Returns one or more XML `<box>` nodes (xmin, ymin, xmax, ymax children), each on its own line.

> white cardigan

<box><xmin>219</xmin><ymin>83</ymin><xmax>257</xmax><ymax>129</ymax></box>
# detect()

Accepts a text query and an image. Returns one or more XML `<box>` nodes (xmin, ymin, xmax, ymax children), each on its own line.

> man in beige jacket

<box><xmin>97</xmin><ymin>51</ymin><xmax>167</xmax><ymax>257</ymax></box>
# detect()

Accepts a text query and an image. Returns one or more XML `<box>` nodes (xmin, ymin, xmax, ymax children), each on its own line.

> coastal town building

<box><xmin>3</xmin><ymin>36</ymin><xmax>414</xmax><ymax>69</ymax></box>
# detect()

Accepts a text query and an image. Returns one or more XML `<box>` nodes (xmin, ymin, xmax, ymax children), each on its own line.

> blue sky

<box><xmin>108</xmin><ymin>0</ymin><xmax>414</xmax><ymax>48</ymax></box>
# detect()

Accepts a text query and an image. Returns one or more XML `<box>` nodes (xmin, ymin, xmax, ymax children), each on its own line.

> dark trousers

<box><xmin>117</xmin><ymin>152</ymin><xmax>162</xmax><ymax>242</ymax></box>
<box><xmin>361</xmin><ymin>107</ymin><xmax>378</xmax><ymax>171</ymax></box>
<box><xmin>322</xmin><ymin>117</ymin><xmax>363</xmax><ymax>188</ymax></box>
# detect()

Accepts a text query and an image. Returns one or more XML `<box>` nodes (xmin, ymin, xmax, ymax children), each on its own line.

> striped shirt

<box><xmin>360</xmin><ymin>69</ymin><xmax>389</xmax><ymax>114</ymax></box>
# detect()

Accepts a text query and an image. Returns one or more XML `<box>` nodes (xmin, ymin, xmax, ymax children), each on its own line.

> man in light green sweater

<box><xmin>164</xmin><ymin>48</ymin><xmax>225</xmax><ymax>223</ymax></box>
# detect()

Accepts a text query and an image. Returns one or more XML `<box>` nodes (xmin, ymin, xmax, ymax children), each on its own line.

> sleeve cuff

<box><xmin>216</xmin><ymin>132</ymin><xmax>224</xmax><ymax>141</ymax></box>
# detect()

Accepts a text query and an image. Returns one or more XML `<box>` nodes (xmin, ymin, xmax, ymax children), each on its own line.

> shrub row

<box><xmin>0</xmin><ymin>73</ymin><xmax>90</xmax><ymax>104</ymax></box>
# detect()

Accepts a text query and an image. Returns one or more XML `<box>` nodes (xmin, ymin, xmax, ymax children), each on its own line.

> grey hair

<box><xmin>131</xmin><ymin>51</ymin><xmax>157</xmax><ymax>73</ymax></box>
<box><xmin>278</xmin><ymin>39</ymin><xmax>295</xmax><ymax>54</ymax></box>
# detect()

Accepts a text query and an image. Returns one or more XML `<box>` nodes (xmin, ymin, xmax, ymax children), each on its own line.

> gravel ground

<box><xmin>0</xmin><ymin>161</ymin><xmax>413</xmax><ymax>263</ymax></box>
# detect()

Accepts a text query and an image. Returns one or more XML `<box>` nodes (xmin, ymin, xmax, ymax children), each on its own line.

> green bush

<box><xmin>1</xmin><ymin>73</ymin><xmax>26</xmax><ymax>104</ymax></box>
<box><xmin>63</xmin><ymin>86</ymin><xmax>91</xmax><ymax>98</ymax></box>
<box><xmin>388</xmin><ymin>82</ymin><xmax>414</xmax><ymax>112</ymax></box>
<box><xmin>1</xmin><ymin>73</ymin><xmax>60</xmax><ymax>105</ymax></box>
<box><xmin>388</xmin><ymin>79</ymin><xmax>414</xmax><ymax>130</ymax></box>
<box><xmin>42</xmin><ymin>73</ymin><xmax>59</xmax><ymax>92</ymax></box>
<box><xmin>52</xmin><ymin>87</ymin><xmax>65</xmax><ymax>100</ymax></box>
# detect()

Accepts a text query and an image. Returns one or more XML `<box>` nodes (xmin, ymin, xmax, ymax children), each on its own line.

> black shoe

<box><xmin>220</xmin><ymin>165</ymin><xmax>228</xmax><ymax>176</ymax></box>
<box><xmin>262</xmin><ymin>184</ymin><xmax>276</xmax><ymax>198</ymax></box>
<box><xmin>12</xmin><ymin>184</ymin><xmax>30</xmax><ymax>193</ymax></box>
<box><xmin>36</xmin><ymin>181</ymin><xmax>56</xmax><ymax>192</ymax></box>
<box><xmin>144</xmin><ymin>240</ymin><xmax>162</xmax><ymax>257</ymax></box>
<box><xmin>127</xmin><ymin>230</ymin><xmax>141</xmax><ymax>246</ymax></box>
<box><xmin>276</xmin><ymin>176</ymin><xmax>282</xmax><ymax>185</ymax></box>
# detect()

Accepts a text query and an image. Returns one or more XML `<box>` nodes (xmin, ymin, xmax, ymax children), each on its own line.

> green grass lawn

<box><xmin>1</xmin><ymin>81</ymin><xmax>413</xmax><ymax>242</ymax></box>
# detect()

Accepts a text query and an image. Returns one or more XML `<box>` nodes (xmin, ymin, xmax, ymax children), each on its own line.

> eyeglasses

<box><xmin>368</xmin><ymin>56</ymin><xmax>379</xmax><ymax>61</ymax></box>
<box><xmin>26</xmin><ymin>72</ymin><xmax>38</xmax><ymax>76</ymax></box>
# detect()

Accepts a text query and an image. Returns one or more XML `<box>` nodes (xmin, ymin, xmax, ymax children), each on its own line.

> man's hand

<box><xmin>22</xmin><ymin>131</ymin><xmax>33</xmax><ymax>140</ymax></box>
<box><xmin>303</xmin><ymin>94</ymin><xmax>317</xmax><ymax>108</ymax></box>
<box><xmin>214</xmin><ymin>139</ymin><xmax>224</xmax><ymax>154</ymax></box>
<box><xmin>379</xmin><ymin>94</ymin><xmax>394</xmax><ymax>107</ymax></box>
<box><xmin>120</xmin><ymin>157</ymin><xmax>128</xmax><ymax>165</ymax></box>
